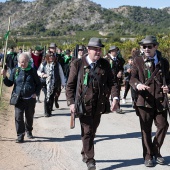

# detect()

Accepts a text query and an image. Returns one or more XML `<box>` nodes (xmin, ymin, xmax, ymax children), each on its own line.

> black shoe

<box><xmin>144</xmin><ymin>159</ymin><xmax>154</xmax><ymax>167</ymax></box>
<box><xmin>87</xmin><ymin>162</ymin><xmax>96</xmax><ymax>170</ymax></box>
<box><xmin>16</xmin><ymin>135</ymin><xmax>24</xmax><ymax>143</ymax></box>
<box><xmin>155</xmin><ymin>156</ymin><xmax>165</xmax><ymax>165</ymax></box>
<box><xmin>116</xmin><ymin>109</ymin><xmax>124</xmax><ymax>114</ymax></box>
<box><xmin>27</xmin><ymin>131</ymin><xmax>33</xmax><ymax>139</ymax></box>
<box><xmin>55</xmin><ymin>102</ymin><xmax>59</xmax><ymax>108</ymax></box>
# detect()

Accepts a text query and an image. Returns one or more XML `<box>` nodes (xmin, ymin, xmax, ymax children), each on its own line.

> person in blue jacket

<box><xmin>1</xmin><ymin>52</ymin><xmax>41</xmax><ymax>143</ymax></box>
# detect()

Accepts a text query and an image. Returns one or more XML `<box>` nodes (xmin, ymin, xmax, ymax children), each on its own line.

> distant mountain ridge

<box><xmin>0</xmin><ymin>0</ymin><xmax>170</xmax><ymax>36</ymax></box>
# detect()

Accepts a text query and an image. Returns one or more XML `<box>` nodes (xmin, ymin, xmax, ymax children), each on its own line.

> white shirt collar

<box><xmin>86</xmin><ymin>55</ymin><xmax>96</xmax><ymax>65</ymax></box>
<box><xmin>110</xmin><ymin>54</ymin><xmax>116</xmax><ymax>60</ymax></box>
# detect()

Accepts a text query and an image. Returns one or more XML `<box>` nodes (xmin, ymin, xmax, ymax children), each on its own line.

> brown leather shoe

<box><xmin>144</xmin><ymin>159</ymin><xmax>154</xmax><ymax>167</ymax></box>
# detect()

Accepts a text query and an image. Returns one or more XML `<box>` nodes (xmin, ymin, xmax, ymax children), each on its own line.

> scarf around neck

<box><xmin>46</xmin><ymin>62</ymin><xmax>55</xmax><ymax>102</ymax></box>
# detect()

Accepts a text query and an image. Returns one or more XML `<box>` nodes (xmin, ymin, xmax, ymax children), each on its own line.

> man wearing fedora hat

<box><xmin>105</xmin><ymin>45</ymin><xmax>125</xmax><ymax>114</ymax></box>
<box><xmin>66</xmin><ymin>37</ymin><xmax>119</xmax><ymax>170</ymax></box>
<box><xmin>130</xmin><ymin>35</ymin><xmax>169</xmax><ymax>167</ymax></box>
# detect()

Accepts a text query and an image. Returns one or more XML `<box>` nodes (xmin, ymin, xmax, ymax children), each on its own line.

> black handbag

<box><xmin>40</xmin><ymin>77</ymin><xmax>46</xmax><ymax>87</ymax></box>
<box><xmin>10</xmin><ymin>92</ymin><xmax>20</xmax><ymax>105</ymax></box>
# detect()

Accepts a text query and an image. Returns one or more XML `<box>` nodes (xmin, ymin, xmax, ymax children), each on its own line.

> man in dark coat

<box><xmin>130</xmin><ymin>36</ymin><xmax>169</xmax><ymax>167</ymax></box>
<box><xmin>66</xmin><ymin>37</ymin><xmax>119</xmax><ymax>170</ymax></box>
<box><xmin>5</xmin><ymin>47</ymin><xmax>18</xmax><ymax>74</ymax></box>
<box><xmin>105</xmin><ymin>46</ymin><xmax>125</xmax><ymax>113</ymax></box>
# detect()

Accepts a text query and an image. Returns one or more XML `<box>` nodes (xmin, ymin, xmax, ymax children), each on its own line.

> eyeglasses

<box><xmin>49</xmin><ymin>55</ymin><xmax>55</xmax><ymax>58</ymax></box>
<box><xmin>143</xmin><ymin>45</ymin><xmax>153</xmax><ymax>49</ymax></box>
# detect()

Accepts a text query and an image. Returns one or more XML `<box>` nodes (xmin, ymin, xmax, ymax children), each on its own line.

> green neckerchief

<box><xmin>20</xmin><ymin>61</ymin><xmax>32</xmax><ymax>71</ymax></box>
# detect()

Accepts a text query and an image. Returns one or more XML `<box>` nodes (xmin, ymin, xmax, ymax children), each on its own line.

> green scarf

<box><xmin>20</xmin><ymin>61</ymin><xmax>32</xmax><ymax>71</ymax></box>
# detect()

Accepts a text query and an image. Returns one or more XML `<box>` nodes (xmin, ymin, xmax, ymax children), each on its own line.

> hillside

<box><xmin>0</xmin><ymin>0</ymin><xmax>170</xmax><ymax>36</ymax></box>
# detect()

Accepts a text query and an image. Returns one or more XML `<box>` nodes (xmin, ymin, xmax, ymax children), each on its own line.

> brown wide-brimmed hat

<box><xmin>87</xmin><ymin>37</ymin><xmax>104</xmax><ymax>48</ymax></box>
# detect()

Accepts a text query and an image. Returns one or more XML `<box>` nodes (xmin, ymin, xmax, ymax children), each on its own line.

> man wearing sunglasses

<box><xmin>130</xmin><ymin>35</ymin><xmax>170</xmax><ymax>167</ymax></box>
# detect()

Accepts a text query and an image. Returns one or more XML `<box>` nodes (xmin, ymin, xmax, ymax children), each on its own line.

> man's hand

<box><xmin>161</xmin><ymin>85</ymin><xmax>169</xmax><ymax>94</ymax></box>
<box><xmin>42</xmin><ymin>74</ymin><xmax>48</xmax><ymax>78</ymax></box>
<box><xmin>117</xmin><ymin>71</ymin><xmax>122</xmax><ymax>78</ymax></box>
<box><xmin>137</xmin><ymin>84</ymin><xmax>150</xmax><ymax>91</ymax></box>
<box><xmin>127</xmin><ymin>68</ymin><xmax>131</xmax><ymax>73</ymax></box>
<box><xmin>70</xmin><ymin>104</ymin><xmax>76</xmax><ymax>113</ymax></box>
<box><xmin>32</xmin><ymin>93</ymin><xmax>36</xmax><ymax>98</ymax></box>
<box><xmin>1</xmin><ymin>69</ymin><xmax>7</xmax><ymax>77</ymax></box>
<box><xmin>110</xmin><ymin>99</ymin><xmax>119</xmax><ymax>112</ymax></box>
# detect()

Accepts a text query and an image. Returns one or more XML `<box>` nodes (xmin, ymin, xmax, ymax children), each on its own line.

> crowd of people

<box><xmin>0</xmin><ymin>35</ymin><xmax>170</xmax><ymax>170</ymax></box>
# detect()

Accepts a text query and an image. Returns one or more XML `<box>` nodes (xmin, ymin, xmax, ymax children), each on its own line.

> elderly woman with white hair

<box><xmin>1</xmin><ymin>52</ymin><xmax>41</xmax><ymax>143</ymax></box>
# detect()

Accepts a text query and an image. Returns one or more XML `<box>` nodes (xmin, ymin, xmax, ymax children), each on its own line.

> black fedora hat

<box><xmin>87</xmin><ymin>37</ymin><xmax>104</xmax><ymax>48</ymax></box>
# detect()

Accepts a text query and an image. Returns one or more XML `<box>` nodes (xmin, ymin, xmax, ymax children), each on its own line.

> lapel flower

<box><xmin>144</xmin><ymin>59</ymin><xmax>152</xmax><ymax>68</ymax></box>
<box><xmin>85</xmin><ymin>68</ymin><xmax>90</xmax><ymax>73</ymax></box>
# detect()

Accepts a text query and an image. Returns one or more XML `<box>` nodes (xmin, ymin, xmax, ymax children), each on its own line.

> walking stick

<box><xmin>0</xmin><ymin>17</ymin><xmax>11</xmax><ymax>100</ymax></box>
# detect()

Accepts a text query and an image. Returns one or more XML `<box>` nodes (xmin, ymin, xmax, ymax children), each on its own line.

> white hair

<box><xmin>18</xmin><ymin>52</ymin><xmax>30</xmax><ymax>62</ymax></box>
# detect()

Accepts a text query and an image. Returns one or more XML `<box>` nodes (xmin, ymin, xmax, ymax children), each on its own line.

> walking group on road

<box><xmin>1</xmin><ymin>35</ymin><xmax>170</xmax><ymax>170</ymax></box>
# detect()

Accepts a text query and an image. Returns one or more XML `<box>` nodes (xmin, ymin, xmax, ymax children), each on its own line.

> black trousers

<box><xmin>42</xmin><ymin>87</ymin><xmax>55</xmax><ymax>116</ymax></box>
<box><xmin>138</xmin><ymin>106</ymin><xmax>169</xmax><ymax>160</ymax></box>
<box><xmin>15</xmin><ymin>98</ymin><xmax>36</xmax><ymax>137</ymax></box>
<box><xmin>123</xmin><ymin>80</ymin><xmax>130</xmax><ymax>99</ymax></box>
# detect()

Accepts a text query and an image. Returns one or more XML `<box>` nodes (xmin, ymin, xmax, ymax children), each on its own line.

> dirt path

<box><xmin>0</xmin><ymin>88</ymin><xmax>41</xmax><ymax>170</ymax></box>
<box><xmin>0</xmin><ymin>88</ymin><xmax>76</xmax><ymax>170</ymax></box>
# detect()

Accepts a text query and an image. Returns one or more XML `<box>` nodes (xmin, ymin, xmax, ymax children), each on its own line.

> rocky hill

<box><xmin>0</xmin><ymin>0</ymin><xmax>170</xmax><ymax>36</ymax></box>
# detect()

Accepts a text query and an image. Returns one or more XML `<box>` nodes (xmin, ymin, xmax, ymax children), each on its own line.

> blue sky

<box><xmin>0</xmin><ymin>0</ymin><xmax>170</xmax><ymax>9</ymax></box>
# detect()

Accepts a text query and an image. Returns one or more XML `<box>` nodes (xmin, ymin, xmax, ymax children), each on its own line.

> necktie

<box><xmin>150</xmin><ymin>58</ymin><xmax>155</xmax><ymax>72</ymax></box>
<box><xmin>91</xmin><ymin>63</ymin><xmax>96</xmax><ymax>70</ymax></box>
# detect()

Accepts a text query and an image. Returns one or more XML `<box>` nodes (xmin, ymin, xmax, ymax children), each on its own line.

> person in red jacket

<box><xmin>31</xmin><ymin>45</ymin><xmax>43</xmax><ymax>102</ymax></box>
<box><xmin>31</xmin><ymin>46</ymin><xmax>43</xmax><ymax>70</ymax></box>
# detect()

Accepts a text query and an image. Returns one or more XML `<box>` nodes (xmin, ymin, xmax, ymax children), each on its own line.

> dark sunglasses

<box><xmin>143</xmin><ymin>45</ymin><xmax>153</xmax><ymax>49</ymax></box>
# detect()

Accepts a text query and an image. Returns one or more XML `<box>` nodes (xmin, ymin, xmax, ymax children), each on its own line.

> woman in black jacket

<box><xmin>1</xmin><ymin>52</ymin><xmax>41</xmax><ymax>143</ymax></box>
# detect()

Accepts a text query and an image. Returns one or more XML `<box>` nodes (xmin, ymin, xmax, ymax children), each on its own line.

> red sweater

<box><xmin>31</xmin><ymin>53</ymin><xmax>42</xmax><ymax>69</ymax></box>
